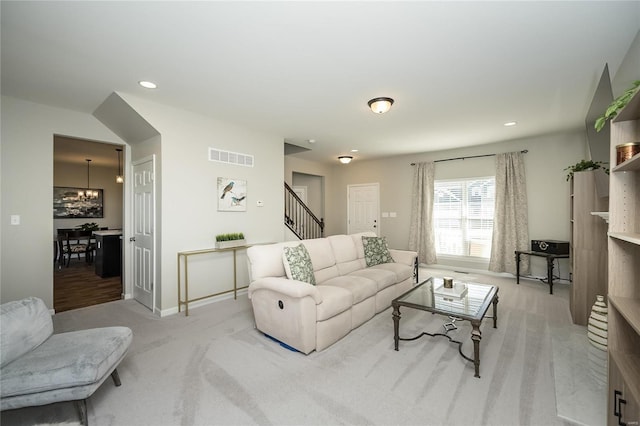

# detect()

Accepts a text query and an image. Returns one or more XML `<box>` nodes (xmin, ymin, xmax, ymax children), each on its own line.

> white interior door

<box><xmin>292</xmin><ymin>186</ymin><xmax>307</xmax><ymax>204</ymax></box>
<box><xmin>132</xmin><ymin>156</ymin><xmax>155</xmax><ymax>311</ymax></box>
<box><xmin>347</xmin><ymin>183</ymin><xmax>380</xmax><ymax>235</ymax></box>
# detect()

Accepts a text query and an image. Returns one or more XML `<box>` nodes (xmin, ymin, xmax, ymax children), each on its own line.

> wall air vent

<box><xmin>208</xmin><ymin>148</ymin><xmax>254</xmax><ymax>167</ymax></box>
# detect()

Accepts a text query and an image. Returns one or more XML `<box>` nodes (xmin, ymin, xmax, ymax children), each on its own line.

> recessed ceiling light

<box><xmin>307</xmin><ymin>139</ymin><xmax>316</xmax><ymax>144</ymax></box>
<box><xmin>504</xmin><ymin>121</ymin><xmax>517</xmax><ymax>127</ymax></box>
<box><xmin>351</xmin><ymin>149</ymin><xmax>359</xmax><ymax>153</ymax></box>
<box><xmin>139</xmin><ymin>81</ymin><xmax>157</xmax><ymax>89</ymax></box>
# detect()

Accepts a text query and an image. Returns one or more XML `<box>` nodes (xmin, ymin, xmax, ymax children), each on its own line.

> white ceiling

<box><xmin>2</xmin><ymin>1</ymin><xmax>639</xmax><ymax>165</ymax></box>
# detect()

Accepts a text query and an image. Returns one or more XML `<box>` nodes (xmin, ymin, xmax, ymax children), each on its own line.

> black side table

<box><xmin>515</xmin><ymin>250</ymin><xmax>570</xmax><ymax>294</ymax></box>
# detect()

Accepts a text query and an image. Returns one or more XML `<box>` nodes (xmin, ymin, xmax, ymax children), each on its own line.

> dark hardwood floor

<box><xmin>54</xmin><ymin>259</ymin><xmax>122</xmax><ymax>313</ymax></box>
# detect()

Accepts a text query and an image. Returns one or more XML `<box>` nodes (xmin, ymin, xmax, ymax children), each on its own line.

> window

<box><xmin>433</xmin><ymin>177</ymin><xmax>495</xmax><ymax>258</ymax></box>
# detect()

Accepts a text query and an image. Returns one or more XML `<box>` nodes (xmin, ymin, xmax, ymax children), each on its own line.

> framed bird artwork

<box><xmin>217</xmin><ymin>177</ymin><xmax>247</xmax><ymax>211</ymax></box>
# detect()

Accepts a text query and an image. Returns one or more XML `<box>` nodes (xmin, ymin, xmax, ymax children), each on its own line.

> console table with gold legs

<box><xmin>177</xmin><ymin>245</ymin><xmax>251</xmax><ymax>316</ymax></box>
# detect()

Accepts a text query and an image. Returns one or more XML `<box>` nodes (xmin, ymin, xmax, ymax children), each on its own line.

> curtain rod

<box><xmin>410</xmin><ymin>149</ymin><xmax>528</xmax><ymax>166</ymax></box>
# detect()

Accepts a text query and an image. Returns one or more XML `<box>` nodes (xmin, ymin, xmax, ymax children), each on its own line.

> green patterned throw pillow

<box><xmin>283</xmin><ymin>244</ymin><xmax>316</xmax><ymax>285</ymax></box>
<box><xmin>362</xmin><ymin>236</ymin><xmax>395</xmax><ymax>267</ymax></box>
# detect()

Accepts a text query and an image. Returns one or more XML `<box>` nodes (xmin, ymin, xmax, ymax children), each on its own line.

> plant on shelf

<box><xmin>594</xmin><ymin>80</ymin><xmax>640</xmax><ymax>132</ymax></box>
<box><xmin>77</xmin><ymin>222</ymin><xmax>99</xmax><ymax>231</ymax></box>
<box><xmin>564</xmin><ymin>160</ymin><xmax>609</xmax><ymax>181</ymax></box>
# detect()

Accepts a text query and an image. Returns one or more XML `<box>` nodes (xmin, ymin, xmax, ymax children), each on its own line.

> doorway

<box><xmin>292</xmin><ymin>172</ymin><xmax>324</xmax><ymax>219</ymax></box>
<box><xmin>53</xmin><ymin>135</ymin><xmax>125</xmax><ymax>312</ymax></box>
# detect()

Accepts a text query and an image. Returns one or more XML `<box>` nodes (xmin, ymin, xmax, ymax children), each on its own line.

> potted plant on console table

<box><xmin>215</xmin><ymin>232</ymin><xmax>246</xmax><ymax>249</ymax></box>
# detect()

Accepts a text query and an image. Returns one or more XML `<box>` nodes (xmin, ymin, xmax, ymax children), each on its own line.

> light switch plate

<box><xmin>10</xmin><ymin>215</ymin><xmax>20</xmax><ymax>225</ymax></box>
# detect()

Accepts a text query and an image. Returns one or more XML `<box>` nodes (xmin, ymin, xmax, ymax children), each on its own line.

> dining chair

<box><xmin>58</xmin><ymin>230</ymin><xmax>94</xmax><ymax>268</ymax></box>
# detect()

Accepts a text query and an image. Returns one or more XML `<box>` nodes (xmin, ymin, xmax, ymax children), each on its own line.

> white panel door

<box><xmin>132</xmin><ymin>157</ymin><xmax>155</xmax><ymax>311</ymax></box>
<box><xmin>347</xmin><ymin>183</ymin><xmax>380</xmax><ymax>235</ymax></box>
<box><xmin>292</xmin><ymin>186</ymin><xmax>307</xmax><ymax>204</ymax></box>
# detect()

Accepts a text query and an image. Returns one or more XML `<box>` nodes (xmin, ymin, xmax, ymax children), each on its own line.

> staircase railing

<box><xmin>284</xmin><ymin>182</ymin><xmax>324</xmax><ymax>240</ymax></box>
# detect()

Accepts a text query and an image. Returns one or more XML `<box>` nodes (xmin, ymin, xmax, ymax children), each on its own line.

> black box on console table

<box><xmin>531</xmin><ymin>240</ymin><xmax>570</xmax><ymax>255</ymax></box>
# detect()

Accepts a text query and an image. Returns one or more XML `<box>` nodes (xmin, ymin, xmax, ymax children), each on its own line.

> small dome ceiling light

<box><xmin>338</xmin><ymin>156</ymin><xmax>353</xmax><ymax>164</ymax></box>
<box><xmin>368</xmin><ymin>97</ymin><xmax>394</xmax><ymax>114</ymax></box>
<box><xmin>139</xmin><ymin>80</ymin><xmax>157</xmax><ymax>89</ymax></box>
<box><xmin>504</xmin><ymin>121</ymin><xmax>517</xmax><ymax>127</ymax></box>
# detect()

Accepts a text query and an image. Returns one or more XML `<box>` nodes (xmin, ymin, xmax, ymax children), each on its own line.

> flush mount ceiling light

<box><xmin>139</xmin><ymin>80</ymin><xmax>157</xmax><ymax>89</ymax></box>
<box><xmin>338</xmin><ymin>156</ymin><xmax>353</xmax><ymax>164</ymax></box>
<box><xmin>368</xmin><ymin>97</ymin><xmax>394</xmax><ymax>114</ymax></box>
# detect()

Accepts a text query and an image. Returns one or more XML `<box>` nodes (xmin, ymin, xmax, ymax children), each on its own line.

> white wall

<box><xmin>1</xmin><ymin>94</ymin><xmax>284</xmax><ymax>314</ymax></box>
<box><xmin>117</xmin><ymin>93</ymin><xmax>284</xmax><ymax>314</ymax></box>
<box><xmin>0</xmin><ymin>96</ymin><xmax>126</xmax><ymax>307</ymax></box>
<box><xmin>612</xmin><ymin>30</ymin><xmax>640</xmax><ymax>97</ymax></box>
<box><xmin>314</xmin><ymin>130</ymin><xmax>587</xmax><ymax>278</ymax></box>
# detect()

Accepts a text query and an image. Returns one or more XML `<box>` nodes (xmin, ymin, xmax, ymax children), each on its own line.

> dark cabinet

<box><xmin>95</xmin><ymin>232</ymin><xmax>122</xmax><ymax>278</ymax></box>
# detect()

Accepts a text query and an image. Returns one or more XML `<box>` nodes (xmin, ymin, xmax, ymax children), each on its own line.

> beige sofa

<box><xmin>246</xmin><ymin>232</ymin><xmax>418</xmax><ymax>354</ymax></box>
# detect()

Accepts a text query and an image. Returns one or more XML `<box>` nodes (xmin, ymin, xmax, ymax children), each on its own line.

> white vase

<box><xmin>587</xmin><ymin>295</ymin><xmax>608</xmax><ymax>351</ymax></box>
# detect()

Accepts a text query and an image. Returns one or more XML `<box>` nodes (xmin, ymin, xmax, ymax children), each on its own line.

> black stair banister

<box><xmin>284</xmin><ymin>182</ymin><xmax>324</xmax><ymax>240</ymax></box>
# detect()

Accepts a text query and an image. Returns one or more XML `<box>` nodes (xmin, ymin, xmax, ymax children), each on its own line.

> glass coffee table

<box><xmin>392</xmin><ymin>277</ymin><xmax>499</xmax><ymax>378</ymax></box>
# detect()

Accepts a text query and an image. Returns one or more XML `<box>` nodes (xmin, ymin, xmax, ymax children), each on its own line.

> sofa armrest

<box><xmin>388</xmin><ymin>249</ymin><xmax>418</xmax><ymax>266</ymax></box>
<box><xmin>248</xmin><ymin>277</ymin><xmax>323</xmax><ymax>304</ymax></box>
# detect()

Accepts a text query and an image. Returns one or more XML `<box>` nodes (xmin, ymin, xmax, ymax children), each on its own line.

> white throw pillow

<box><xmin>282</xmin><ymin>244</ymin><xmax>316</xmax><ymax>285</ymax></box>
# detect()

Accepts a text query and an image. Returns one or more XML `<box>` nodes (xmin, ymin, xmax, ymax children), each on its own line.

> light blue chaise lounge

<box><xmin>0</xmin><ymin>297</ymin><xmax>132</xmax><ymax>425</ymax></box>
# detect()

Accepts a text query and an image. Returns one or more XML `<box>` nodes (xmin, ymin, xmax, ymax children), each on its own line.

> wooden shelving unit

<box><xmin>607</xmin><ymin>90</ymin><xmax>640</xmax><ymax>426</ymax></box>
<box><xmin>570</xmin><ymin>171</ymin><xmax>608</xmax><ymax>326</ymax></box>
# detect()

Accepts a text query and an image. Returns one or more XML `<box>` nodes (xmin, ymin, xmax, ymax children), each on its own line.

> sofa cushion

<box><xmin>350</xmin><ymin>231</ymin><xmax>377</xmax><ymax>260</ymax></box>
<box><xmin>327</xmin><ymin>235</ymin><xmax>358</xmax><ymax>263</ymax></box>
<box><xmin>302</xmin><ymin>238</ymin><xmax>336</xmax><ymax>270</ymax></box>
<box><xmin>328</xmin><ymin>235</ymin><xmax>362</xmax><ymax>276</ymax></box>
<box><xmin>0</xmin><ymin>297</ymin><xmax>53</xmax><ymax>368</ymax></box>
<box><xmin>369</xmin><ymin>262</ymin><xmax>414</xmax><ymax>282</ymax></box>
<box><xmin>283</xmin><ymin>244</ymin><xmax>316</xmax><ymax>285</ymax></box>
<box><xmin>362</xmin><ymin>236</ymin><xmax>395</xmax><ymax>267</ymax></box>
<box><xmin>247</xmin><ymin>243</ymin><xmax>290</xmax><ymax>281</ymax></box>
<box><xmin>348</xmin><ymin>268</ymin><xmax>398</xmax><ymax>292</ymax></box>
<box><xmin>320</xmin><ymin>275</ymin><xmax>378</xmax><ymax>304</ymax></box>
<box><xmin>315</xmin><ymin>286</ymin><xmax>352</xmax><ymax>322</ymax></box>
<box><xmin>0</xmin><ymin>326</ymin><xmax>132</xmax><ymax>398</ymax></box>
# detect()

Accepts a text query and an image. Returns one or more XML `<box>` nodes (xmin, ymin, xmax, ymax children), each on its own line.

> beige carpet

<box><xmin>2</xmin><ymin>269</ymin><xmax>587</xmax><ymax>426</ymax></box>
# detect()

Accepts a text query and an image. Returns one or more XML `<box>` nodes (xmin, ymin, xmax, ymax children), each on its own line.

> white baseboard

<box><xmin>159</xmin><ymin>289</ymin><xmax>248</xmax><ymax>317</ymax></box>
<box><xmin>420</xmin><ymin>263</ymin><xmax>512</xmax><ymax>279</ymax></box>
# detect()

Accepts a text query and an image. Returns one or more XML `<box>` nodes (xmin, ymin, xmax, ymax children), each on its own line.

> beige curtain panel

<box><xmin>489</xmin><ymin>151</ymin><xmax>530</xmax><ymax>274</ymax></box>
<box><xmin>409</xmin><ymin>161</ymin><xmax>437</xmax><ymax>265</ymax></box>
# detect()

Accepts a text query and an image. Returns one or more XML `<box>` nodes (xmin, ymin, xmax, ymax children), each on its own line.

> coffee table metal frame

<box><xmin>391</xmin><ymin>277</ymin><xmax>499</xmax><ymax>378</ymax></box>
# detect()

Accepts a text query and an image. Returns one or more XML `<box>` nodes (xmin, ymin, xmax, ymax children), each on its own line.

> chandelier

<box><xmin>78</xmin><ymin>159</ymin><xmax>99</xmax><ymax>199</ymax></box>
